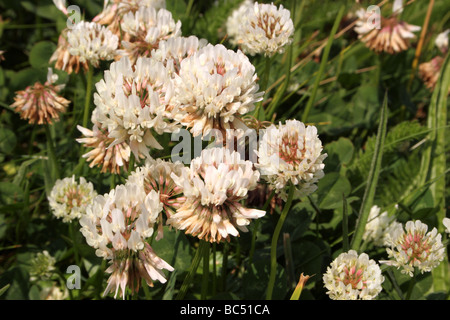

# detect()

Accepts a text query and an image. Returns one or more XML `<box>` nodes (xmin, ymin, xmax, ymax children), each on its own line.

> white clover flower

<box><xmin>92</xmin><ymin>55</ymin><xmax>179</xmax><ymax>160</ymax></box>
<box><xmin>93</xmin><ymin>0</ymin><xmax>167</xmax><ymax>36</ymax></box>
<box><xmin>435</xmin><ymin>29</ymin><xmax>449</xmax><ymax>53</ymax></box>
<box><xmin>353</xmin><ymin>5</ymin><xmax>421</xmax><ymax>54</ymax></box>
<box><xmin>79</xmin><ymin>181</ymin><xmax>173</xmax><ymax>299</ymax></box>
<box><xmin>119</xmin><ymin>6</ymin><xmax>182</xmax><ymax>64</ymax></box>
<box><xmin>167</xmin><ymin>147</ymin><xmax>266</xmax><ymax>243</ymax></box>
<box><xmin>67</xmin><ymin>21</ymin><xmax>119</xmax><ymax>67</ymax></box>
<box><xmin>323</xmin><ymin>250</ymin><xmax>384</xmax><ymax>300</ymax></box>
<box><xmin>239</xmin><ymin>2</ymin><xmax>294</xmax><ymax>56</ymax></box>
<box><xmin>127</xmin><ymin>158</ymin><xmax>186</xmax><ymax>240</ymax></box>
<box><xmin>48</xmin><ymin>175</ymin><xmax>97</xmax><ymax>223</ymax></box>
<box><xmin>443</xmin><ymin>218</ymin><xmax>450</xmax><ymax>234</ymax></box>
<box><xmin>11</xmin><ymin>68</ymin><xmax>70</xmax><ymax>125</ymax></box>
<box><xmin>40</xmin><ymin>285</ymin><xmax>68</xmax><ymax>300</ymax></box>
<box><xmin>151</xmin><ymin>36</ymin><xmax>208</xmax><ymax>76</ymax></box>
<box><xmin>225</xmin><ymin>0</ymin><xmax>254</xmax><ymax>46</ymax></box>
<box><xmin>256</xmin><ymin>119</ymin><xmax>327</xmax><ymax>200</ymax></box>
<box><xmin>173</xmin><ymin>43</ymin><xmax>264</xmax><ymax>138</ymax></box>
<box><xmin>76</xmin><ymin>123</ymin><xmax>132</xmax><ymax>175</ymax></box>
<box><xmin>363</xmin><ymin>205</ymin><xmax>400</xmax><ymax>247</ymax></box>
<box><xmin>29</xmin><ymin>251</ymin><xmax>56</xmax><ymax>282</ymax></box>
<box><xmin>380</xmin><ymin>220</ymin><xmax>446</xmax><ymax>277</ymax></box>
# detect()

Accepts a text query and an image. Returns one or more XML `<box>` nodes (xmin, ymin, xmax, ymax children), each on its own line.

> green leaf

<box><xmin>418</xmin><ymin>52</ymin><xmax>450</xmax><ymax>292</ymax></box>
<box><xmin>324</xmin><ymin>137</ymin><xmax>354</xmax><ymax>172</ymax></box>
<box><xmin>29</xmin><ymin>41</ymin><xmax>56</xmax><ymax>69</ymax></box>
<box><xmin>0</xmin><ymin>127</ymin><xmax>16</xmax><ymax>154</ymax></box>
<box><xmin>243</xmin><ymin>253</ymin><xmax>288</xmax><ymax>300</ymax></box>
<box><xmin>151</xmin><ymin>227</ymin><xmax>192</xmax><ymax>272</ymax></box>
<box><xmin>316</xmin><ymin>172</ymin><xmax>351</xmax><ymax>210</ymax></box>
<box><xmin>350</xmin><ymin>92</ymin><xmax>388</xmax><ymax>251</ymax></box>
<box><xmin>0</xmin><ymin>284</ymin><xmax>10</xmax><ymax>297</ymax></box>
<box><xmin>0</xmin><ymin>182</ymin><xmax>23</xmax><ymax>205</ymax></box>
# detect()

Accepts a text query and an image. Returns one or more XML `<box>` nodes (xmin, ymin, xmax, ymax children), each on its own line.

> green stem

<box><xmin>201</xmin><ymin>241</ymin><xmax>210</xmax><ymax>299</ymax></box>
<box><xmin>176</xmin><ymin>240</ymin><xmax>209</xmax><ymax>300</ymax></box>
<box><xmin>254</xmin><ymin>57</ymin><xmax>272</xmax><ymax>121</ymax></box>
<box><xmin>220</xmin><ymin>242</ymin><xmax>229</xmax><ymax>292</ymax></box>
<box><xmin>69</xmin><ymin>222</ymin><xmax>80</xmax><ymax>268</ymax></box>
<box><xmin>266</xmin><ymin>184</ymin><xmax>295</xmax><ymax>300</ymax></box>
<box><xmin>405</xmin><ymin>269</ymin><xmax>418</xmax><ymax>300</ymax></box>
<box><xmin>249</xmin><ymin>189</ymin><xmax>275</xmax><ymax>264</ymax></box>
<box><xmin>45</xmin><ymin>124</ymin><xmax>60</xmax><ymax>180</ymax></box>
<box><xmin>82</xmin><ymin>67</ymin><xmax>93</xmax><ymax>129</ymax></box>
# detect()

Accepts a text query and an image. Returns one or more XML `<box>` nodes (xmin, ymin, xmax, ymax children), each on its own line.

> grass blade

<box><xmin>350</xmin><ymin>92</ymin><xmax>388</xmax><ymax>251</ymax></box>
<box><xmin>301</xmin><ymin>5</ymin><xmax>345</xmax><ymax>123</ymax></box>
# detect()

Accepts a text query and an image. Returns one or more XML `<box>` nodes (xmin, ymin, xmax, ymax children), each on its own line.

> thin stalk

<box><xmin>254</xmin><ymin>57</ymin><xmax>272</xmax><ymax>121</ymax></box>
<box><xmin>301</xmin><ymin>5</ymin><xmax>345</xmax><ymax>123</ymax></box>
<box><xmin>176</xmin><ymin>240</ymin><xmax>208</xmax><ymax>300</ymax></box>
<box><xmin>405</xmin><ymin>269</ymin><xmax>418</xmax><ymax>300</ymax></box>
<box><xmin>266</xmin><ymin>184</ymin><xmax>295</xmax><ymax>300</ymax></box>
<box><xmin>408</xmin><ymin>0</ymin><xmax>434</xmax><ymax>90</ymax></box>
<box><xmin>201</xmin><ymin>242</ymin><xmax>210</xmax><ymax>299</ymax></box>
<box><xmin>69</xmin><ymin>222</ymin><xmax>81</xmax><ymax>268</ymax></box>
<box><xmin>44</xmin><ymin>124</ymin><xmax>60</xmax><ymax>180</ymax></box>
<box><xmin>249</xmin><ymin>189</ymin><xmax>275</xmax><ymax>264</ymax></box>
<box><xmin>220</xmin><ymin>242</ymin><xmax>229</xmax><ymax>292</ymax></box>
<box><xmin>350</xmin><ymin>93</ymin><xmax>388</xmax><ymax>251</ymax></box>
<box><xmin>82</xmin><ymin>67</ymin><xmax>93</xmax><ymax>129</ymax></box>
<box><xmin>212</xmin><ymin>243</ymin><xmax>217</xmax><ymax>296</ymax></box>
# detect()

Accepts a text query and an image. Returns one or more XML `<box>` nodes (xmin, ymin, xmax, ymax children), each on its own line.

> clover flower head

<box><xmin>92</xmin><ymin>56</ymin><xmax>179</xmax><ymax>160</ymax></box>
<box><xmin>167</xmin><ymin>147</ymin><xmax>265</xmax><ymax>243</ymax></box>
<box><xmin>127</xmin><ymin>158</ymin><xmax>186</xmax><ymax>240</ymax></box>
<box><xmin>79</xmin><ymin>181</ymin><xmax>173</xmax><ymax>299</ymax></box>
<box><xmin>11</xmin><ymin>68</ymin><xmax>70</xmax><ymax>125</ymax></box>
<box><xmin>67</xmin><ymin>21</ymin><xmax>119</xmax><ymax>68</ymax></box>
<box><xmin>363</xmin><ymin>205</ymin><xmax>400</xmax><ymax>247</ymax></box>
<box><xmin>119</xmin><ymin>6</ymin><xmax>182</xmax><ymax>64</ymax></box>
<box><xmin>323</xmin><ymin>250</ymin><xmax>384</xmax><ymax>300</ymax></box>
<box><xmin>381</xmin><ymin>220</ymin><xmax>446</xmax><ymax>277</ymax></box>
<box><xmin>239</xmin><ymin>2</ymin><xmax>294</xmax><ymax>57</ymax></box>
<box><xmin>354</xmin><ymin>5</ymin><xmax>421</xmax><ymax>54</ymax></box>
<box><xmin>76</xmin><ymin>123</ymin><xmax>132</xmax><ymax>175</ymax></box>
<box><xmin>256</xmin><ymin>119</ymin><xmax>327</xmax><ymax>200</ymax></box>
<box><xmin>173</xmin><ymin>43</ymin><xmax>264</xmax><ymax>137</ymax></box>
<box><xmin>29</xmin><ymin>250</ymin><xmax>56</xmax><ymax>282</ymax></box>
<box><xmin>225</xmin><ymin>0</ymin><xmax>254</xmax><ymax>47</ymax></box>
<box><xmin>48</xmin><ymin>175</ymin><xmax>97</xmax><ymax>223</ymax></box>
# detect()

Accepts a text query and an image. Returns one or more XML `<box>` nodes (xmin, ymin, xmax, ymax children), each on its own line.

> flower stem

<box><xmin>82</xmin><ymin>67</ymin><xmax>93</xmax><ymax>129</ymax></box>
<box><xmin>201</xmin><ymin>241</ymin><xmax>210</xmax><ymax>299</ymax></box>
<box><xmin>249</xmin><ymin>189</ymin><xmax>275</xmax><ymax>264</ymax></box>
<box><xmin>45</xmin><ymin>124</ymin><xmax>60</xmax><ymax>180</ymax></box>
<box><xmin>176</xmin><ymin>240</ymin><xmax>209</xmax><ymax>300</ymax></box>
<box><xmin>69</xmin><ymin>221</ymin><xmax>81</xmax><ymax>268</ymax></box>
<box><xmin>254</xmin><ymin>57</ymin><xmax>272</xmax><ymax>121</ymax></box>
<box><xmin>405</xmin><ymin>269</ymin><xmax>418</xmax><ymax>300</ymax></box>
<box><xmin>266</xmin><ymin>184</ymin><xmax>295</xmax><ymax>300</ymax></box>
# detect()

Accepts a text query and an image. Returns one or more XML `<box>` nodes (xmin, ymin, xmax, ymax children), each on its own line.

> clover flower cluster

<box><xmin>362</xmin><ymin>205</ymin><xmax>401</xmax><ymax>247</ymax></box>
<box><xmin>380</xmin><ymin>220</ymin><xmax>445</xmax><ymax>277</ymax></box>
<box><xmin>354</xmin><ymin>1</ymin><xmax>421</xmax><ymax>54</ymax></box>
<box><xmin>79</xmin><ymin>181</ymin><xmax>174</xmax><ymax>299</ymax></box>
<box><xmin>48</xmin><ymin>175</ymin><xmax>97</xmax><ymax>223</ymax></box>
<box><xmin>35</xmin><ymin>0</ymin><xmax>335</xmax><ymax>300</ymax></box>
<box><xmin>323</xmin><ymin>250</ymin><xmax>384</xmax><ymax>300</ymax></box>
<box><xmin>226</xmin><ymin>1</ymin><xmax>294</xmax><ymax>57</ymax></box>
<box><xmin>256</xmin><ymin>120</ymin><xmax>327</xmax><ymax>200</ymax></box>
<box><xmin>11</xmin><ymin>68</ymin><xmax>70</xmax><ymax>125</ymax></box>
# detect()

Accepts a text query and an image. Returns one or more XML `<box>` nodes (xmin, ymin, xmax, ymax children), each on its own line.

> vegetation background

<box><xmin>0</xmin><ymin>0</ymin><xmax>449</xmax><ymax>300</ymax></box>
